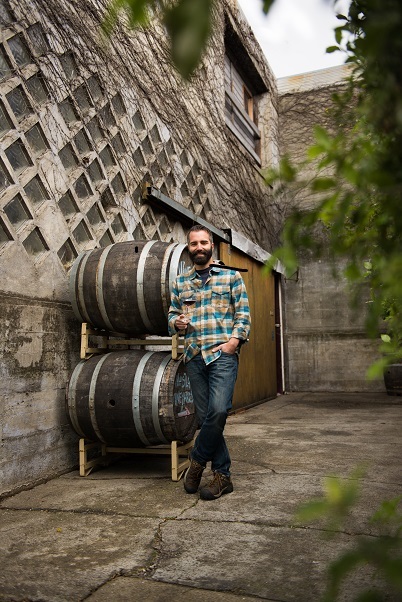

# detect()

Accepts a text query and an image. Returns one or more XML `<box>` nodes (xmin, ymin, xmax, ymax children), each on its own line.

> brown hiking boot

<box><xmin>184</xmin><ymin>459</ymin><xmax>205</xmax><ymax>494</ymax></box>
<box><xmin>199</xmin><ymin>472</ymin><xmax>234</xmax><ymax>500</ymax></box>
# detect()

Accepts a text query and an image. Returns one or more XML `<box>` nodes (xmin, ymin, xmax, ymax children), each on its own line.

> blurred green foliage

<box><xmin>296</xmin><ymin>470</ymin><xmax>402</xmax><ymax>601</ymax></box>
<box><xmin>103</xmin><ymin>0</ymin><xmax>214</xmax><ymax>78</ymax></box>
<box><xmin>265</xmin><ymin>0</ymin><xmax>402</xmax><ymax>374</ymax></box>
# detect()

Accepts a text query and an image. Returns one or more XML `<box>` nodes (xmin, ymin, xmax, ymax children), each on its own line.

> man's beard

<box><xmin>189</xmin><ymin>247</ymin><xmax>213</xmax><ymax>265</ymax></box>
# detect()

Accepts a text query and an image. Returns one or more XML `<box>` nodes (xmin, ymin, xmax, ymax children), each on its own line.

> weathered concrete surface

<box><xmin>1</xmin><ymin>392</ymin><xmax>401</xmax><ymax>602</ymax></box>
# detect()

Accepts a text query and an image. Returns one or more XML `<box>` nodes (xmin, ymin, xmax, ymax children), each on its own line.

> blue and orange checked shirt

<box><xmin>168</xmin><ymin>264</ymin><xmax>251</xmax><ymax>365</ymax></box>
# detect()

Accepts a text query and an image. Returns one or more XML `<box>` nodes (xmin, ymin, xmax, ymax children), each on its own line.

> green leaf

<box><xmin>311</xmin><ymin>178</ymin><xmax>336</xmax><ymax>192</ymax></box>
<box><xmin>261</xmin><ymin>0</ymin><xmax>275</xmax><ymax>15</ymax></box>
<box><xmin>163</xmin><ymin>0</ymin><xmax>213</xmax><ymax>79</ymax></box>
<box><xmin>326</xmin><ymin>45</ymin><xmax>340</xmax><ymax>54</ymax></box>
<box><xmin>381</xmin><ymin>334</ymin><xmax>391</xmax><ymax>343</ymax></box>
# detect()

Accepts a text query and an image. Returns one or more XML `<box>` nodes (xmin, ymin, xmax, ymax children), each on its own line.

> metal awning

<box><xmin>142</xmin><ymin>184</ymin><xmax>284</xmax><ymax>273</ymax></box>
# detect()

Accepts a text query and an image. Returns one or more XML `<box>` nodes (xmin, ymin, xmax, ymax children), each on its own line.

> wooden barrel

<box><xmin>69</xmin><ymin>240</ymin><xmax>190</xmax><ymax>335</ymax></box>
<box><xmin>66</xmin><ymin>350</ymin><xmax>197</xmax><ymax>446</ymax></box>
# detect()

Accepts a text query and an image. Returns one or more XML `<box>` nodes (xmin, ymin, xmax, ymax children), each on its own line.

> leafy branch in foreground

<box><xmin>265</xmin><ymin>0</ymin><xmax>402</xmax><ymax>375</ymax></box>
<box><xmin>296</xmin><ymin>470</ymin><xmax>402</xmax><ymax>601</ymax></box>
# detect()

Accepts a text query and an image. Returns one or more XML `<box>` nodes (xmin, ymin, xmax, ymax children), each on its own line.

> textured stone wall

<box><xmin>0</xmin><ymin>0</ymin><xmax>279</xmax><ymax>495</ymax></box>
<box><xmin>278</xmin><ymin>70</ymin><xmax>384</xmax><ymax>392</ymax></box>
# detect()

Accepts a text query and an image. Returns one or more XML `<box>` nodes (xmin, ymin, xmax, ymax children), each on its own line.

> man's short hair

<box><xmin>187</xmin><ymin>224</ymin><xmax>213</xmax><ymax>244</ymax></box>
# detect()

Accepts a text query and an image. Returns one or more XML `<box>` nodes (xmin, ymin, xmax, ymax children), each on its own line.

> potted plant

<box><xmin>380</xmin><ymin>299</ymin><xmax>402</xmax><ymax>396</ymax></box>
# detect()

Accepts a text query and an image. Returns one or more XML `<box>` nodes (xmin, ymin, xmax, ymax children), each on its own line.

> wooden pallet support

<box><xmin>80</xmin><ymin>323</ymin><xmax>184</xmax><ymax>360</ymax></box>
<box><xmin>79</xmin><ymin>437</ymin><xmax>194</xmax><ymax>481</ymax></box>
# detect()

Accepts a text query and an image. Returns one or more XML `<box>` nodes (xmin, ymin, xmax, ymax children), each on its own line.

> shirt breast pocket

<box><xmin>211</xmin><ymin>289</ymin><xmax>230</xmax><ymax>310</ymax></box>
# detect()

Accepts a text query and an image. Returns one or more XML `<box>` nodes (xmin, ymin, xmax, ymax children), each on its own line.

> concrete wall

<box><xmin>278</xmin><ymin>67</ymin><xmax>384</xmax><ymax>392</ymax></box>
<box><xmin>0</xmin><ymin>0</ymin><xmax>279</xmax><ymax>495</ymax></box>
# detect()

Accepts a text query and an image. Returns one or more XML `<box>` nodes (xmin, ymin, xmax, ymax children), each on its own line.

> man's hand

<box><xmin>175</xmin><ymin>314</ymin><xmax>189</xmax><ymax>331</ymax></box>
<box><xmin>212</xmin><ymin>338</ymin><xmax>239</xmax><ymax>354</ymax></box>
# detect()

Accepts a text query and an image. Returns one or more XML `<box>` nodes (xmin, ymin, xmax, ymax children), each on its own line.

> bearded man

<box><xmin>168</xmin><ymin>225</ymin><xmax>251</xmax><ymax>500</ymax></box>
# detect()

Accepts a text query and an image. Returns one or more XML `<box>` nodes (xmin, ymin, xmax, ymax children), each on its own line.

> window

<box><xmin>224</xmin><ymin>54</ymin><xmax>260</xmax><ymax>161</ymax></box>
<box><xmin>224</xmin><ymin>19</ymin><xmax>268</xmax><ymax>163</ymax></box>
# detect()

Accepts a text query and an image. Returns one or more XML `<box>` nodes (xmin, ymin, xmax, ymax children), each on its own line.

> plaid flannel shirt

<box><xmin>168</xmin><ymin>264</ymin><xmax>251</xmax><ymax>365</ymax></box>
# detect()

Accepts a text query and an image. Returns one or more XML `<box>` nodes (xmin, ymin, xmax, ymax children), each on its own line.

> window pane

<box><xmin>24</xmin><ymin>176</ymin><xmax>48</xmax><ymax>206</ymax></box>
<box><xmin>74</xmin><ymin>84</ymin><xmax>92</xmax><ymax>114</ymax></box>
<box><xmin>57</xmin><ymin>239</ymin><xmax>77</xmax><ymax>269</ymax></box>
<box><xmin>142</xmin><ymin>136</ymin><xmax>153</xmax><ymax>156</ymax></box>
<box><xmin>74</xmin><ymin>129</ymin><xmax>91</xmax><ymax>155</ymax></box>
<box><xmin>22</xmin><ymin>227</ymin><xmax>48</xmax><ymax>256</ymax></box>
<box><xmin>0</xmin><ymin>218</ymin><xmax>12</xmax><ymax>245</ymax></box>
<box><xmin>87</xmin><ymin>117</ymin><xmax>103</xmax><ymax>142</ymax></box>
<box><xmin>8</xmin><ymin>35</ymin><xmax>32</xmax><ymax>67</ymax></box>
<box><xmin>87</xmin><ymin>203</ymin><xmax>105</xmax><ymax>227</ymax></box>
<box><xmin>150</xmin><ymin>125</ymin><xmax>161</xmax><ymax>145</ymax></box>
<box><xmin>0</xmin><ymin>100</ymin><xmax>13</xmax><ymax>136</ymax></box>
<box><xmin>0</xmin><ymin>45</ymin><xmax>12</xmax><ymax>80</ymax></box>
<box><xmin>59</xmin><ymin>144</ymin><xmax>78</xmax><ymax>171</ymax></box>
<box><xmin>60</xmin><ymin>52</ymin><xmax>78</xmax><ymax>81</ymax></box>
<box><xmin>26</xmin><ymin>73</ymin><xmax>48</xmax><ymax>104</ymax></box>
<box><xmin>59</xmin><ymin>98</ymin><xmax>79</xmax><ymax>125</ymax></box>
<box><xmin>58</xmin><ymin>191</ymin><xmax>78</xmax><ymax>218</ymax></box>
<box><xmin>4</xmin><ymin>194</ymin><xmax>31</xmax><ymax>228</ymax></box>
<box><xmin>133</xmin><ymin>146</ymin><xmax>145</xmax><ymax>167</ymax></box>
<box><xmin>58</xmin><ymin>238</ymin><xmax>77</xmax><ymax>269</ymax></box>
<box><xmin>111</xmin><ymin>172</ymin><xmax>126</xmax><ymax>196</ymax></box>
<box><xmin>88</xmin><ymin>159</ymin><xmax>103</xmax><ymax>183</ymax></box>
<box><xmin>87</xmin><ymin>75</ymin><xmax>103</xmax><ymax>102</ymax></box>
<box><xmin>111</xmin><ymin>213</ymin><xmax>126</xmax><ymax>235</ymax></box>
<box><xmin>74</xmin><ymin>174</ymin><xmax>92</xmax><ymax>199</ymax></box>
<box><xmin>100</xmin><ymin>187</ymin><xmax>116</xmax><ymax>211</ymax></box>
<box><xmin>6</xmin><ymin>86</ymin><xmax>34</xmax><ymax>121</ymax></box>
<box><xmin>25</xmin><ymin>123</ymin><xmax>48</xmax><ymax>155</ymax></box>
<box><xmin>111</xmin><ymin>133</ymin><xmax>126</xmax><ymax>156</ymax></box>
<box><xmin>0</xmin><ymin>158</ymin><xmax>12</xmax><ymax>189</ymax></box>
<box><xmin>5</xmin><ymin>139</ymin><xmax>32</xmax><ymax>174</ymax></box>
<box><xmin>132</xmin><ymin>111</ymin><xmax>145</xmax><ymax>131</ymax></box>
<box><xmin>73</xmin><ymin>220</ymin><xmax>92</xmax><ymax>245</ymax></box>
<box><xmin>99</xmin><ymin>145</ymin><xmax>115</xmax><ymax>170</ymax></box>
<box><xmin>26</xmin><ymin>23</ymin><xmax>48</xmax><ymax>55</ymax></box>
<box><xmin>111</xmin><ymin>93</ymin><xmax>125</xmax><ymax>116</ymax></box>
<box><xmin>0</xmin><ymin>0</ymin><xmax>15</xmax><ymax>24</ymax></box>
<box><xmin>99</xmin><ymin>229</ymin><xmax>113</xmax><ymax>247</ymax></box>
<box><xmin>99</xmin><ymin>103</ymin><xmax>116</xmax><ymax>129</ymax></box>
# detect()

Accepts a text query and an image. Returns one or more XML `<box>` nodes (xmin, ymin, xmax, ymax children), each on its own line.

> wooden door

<box><xmin>220</xmin><ymin>243</ymin><xmax>277</xmax><ymax>410</ymax></box>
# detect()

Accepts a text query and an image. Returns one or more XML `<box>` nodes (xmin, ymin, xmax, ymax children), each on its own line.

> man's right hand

<box><xmin>175</xmin><ymin>314</ymin><xmax>189</xmax><ymax>330</ymax></box>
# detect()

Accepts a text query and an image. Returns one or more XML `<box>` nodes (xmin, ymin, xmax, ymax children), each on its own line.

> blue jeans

<box><xmin>185</xmin><ymin>352</ymin><xmax>239</xmax><ymax>477</ymax></box>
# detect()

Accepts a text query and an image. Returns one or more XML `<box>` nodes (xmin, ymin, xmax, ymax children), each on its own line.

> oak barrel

<box><xmin>66</xmin><ymin>350</ymin><xmax>197</xmax><ymax>446</ymax></box>
<box><xmin>69</xmin><ymin>240</ymin><xmax>190</xmax><ymax>335</ymax></box>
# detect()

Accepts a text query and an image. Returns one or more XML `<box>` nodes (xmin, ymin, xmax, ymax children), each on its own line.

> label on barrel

<box><xmin>174</xmin><ymin>370</ymin><xmax>195</xmax><ymax>417</ymax></box>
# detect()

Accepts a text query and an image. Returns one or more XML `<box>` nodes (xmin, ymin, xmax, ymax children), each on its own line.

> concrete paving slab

<box><xmin>0</xmin><ymin>392</ymin><xmax>401</xmax><ymax>602</ymax></box>
<box><xmin>1</xmin><ymin>476</ymin><xmax>196</xmax><ymax>519</ymax></box>
<box><xmin>86</xmin><ymin>577</ymin><xmax>267</xmax><ymax>601</ymax></box>
<box><xmin>0</xmin><ymin>509</ymin><xmax>158</xmax><ymax>602</ymax></box>
<box><xmin>178</xmin><ymin>473</ymin><xmax>402</xmax><ymax>536</ymax></box>
<box><xmin>152</xmin><ymin>520</ymin><xmax>395</xmax><ymax>601</ymax></box>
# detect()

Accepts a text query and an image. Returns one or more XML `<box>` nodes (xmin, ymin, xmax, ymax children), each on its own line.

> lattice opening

<box><xmin>72</xmin><ymin>219</ymin><xmax>93</xmax><ymax>247</ymax></box>
<box><xmin>8</xmin><ymin>35</ymin><xmax>32</xmax><ymax>68</ymax></box>
<box><xmin>0</xmin><ymin>99</ymin><xmax>13</xmax><ymax>136</ymax></box>
<box><xmin>0</xmin><ymin>216</ymin><xmax>12</xmax><ymax>247</ymax></box>
<box><xmin>25</xmin><ymin>123</ymin><xmax>49</xmax><ymax>156</ymax></box>
<box><xmin>22</xmin><ymin>227</ymin><xmax>48</xmax><ymax>257</ymax></box>
<box><xmin>99</xmin><ymin>229</ymin><xmax>113</xmax><ymax>247</ymax></box>
<box><xmin>57</xmin><ymin>237</ymin><xmax>77</xmax><ymax>269</ymax></box>
<box><xmin>24</xmin><ymin>175</ymin><xmax>49</xmax><ymax>208</ymax></box>
<box><xmin>59</xmin><ymin>143</ymin><xmax>78</xmax><ymax>171</ymax></box>
<box><xmin>6</xmin><ymin>85</ymin><xmax>34</xmax><ymax>122</ymax></box>
<box><xmin>26</xmin><ymin>73</ymin><xmax>49</xmax><ymax>104</ymax></box>
<box><xmin>4</xmin><ymin>194</ymin><xmax>32</xmax><ymax>229</ymax></box>
<box><xmin>5</xmin><ymin>139</ymin><xmax>32</xmax><ymax>174</ymax></box>
<box><xmin>58</xmin><ymin>191</ymin><xmax>79</xmax><ymax>220</ymax></box>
